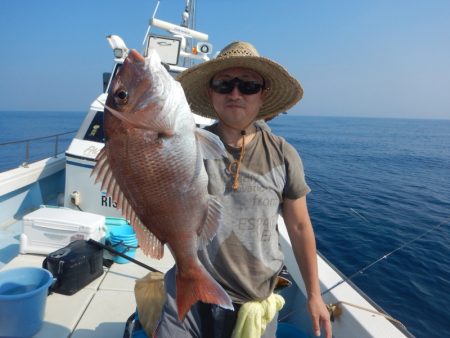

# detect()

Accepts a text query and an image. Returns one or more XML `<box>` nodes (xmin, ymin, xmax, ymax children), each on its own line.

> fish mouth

<box><xmin>128</xmin><ymin>49</ymin><xmax>145</xmax><ymax>62</ymax></box>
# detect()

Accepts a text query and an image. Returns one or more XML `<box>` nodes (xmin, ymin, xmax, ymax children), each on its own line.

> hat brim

<box><xmin>177</xmin><ymin>55</ymin><xmax>303</xmax><ymax>120</ymax></box>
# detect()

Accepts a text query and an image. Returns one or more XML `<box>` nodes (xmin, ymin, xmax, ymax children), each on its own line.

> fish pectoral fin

<box><xmin>195</xmin><ymin>128</ymin><xmax>227</xmax><ymax>159</ymax></box>
<box><xmin>198</xmin><ymin>196</ymin><xmax>223</xmax><ymax>249</ymax></box>
<box><xmin>140</xmin><ymin>102</ymin><xmax>176</xmax><ymax>135</ymax></box>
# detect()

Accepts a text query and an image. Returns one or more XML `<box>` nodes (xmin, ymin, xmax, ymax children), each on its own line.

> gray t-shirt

<box><xmin>198</xmin><ymin>123</ymin><xmax>310</xmax><ymax>303</ymax></box>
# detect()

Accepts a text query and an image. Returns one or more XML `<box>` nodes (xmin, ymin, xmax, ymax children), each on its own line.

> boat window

<box><xmin>103</xmin><ymin>72</ymin><xmax>111</xmax><ymax>93</ymax></box>
<box><xmin>104</xmin><ymin>63</ymin><xmax>123</xmax><ymax>93</ymax></box>
<box><xmin>146</xmin><ymin>34</ymin><xmax>182</xmax><ymax>65</ymax></box>
<box><xmin>83</xmin><ymin>111</ymin><xmax>105</xmax><ymax>143</ymax></box>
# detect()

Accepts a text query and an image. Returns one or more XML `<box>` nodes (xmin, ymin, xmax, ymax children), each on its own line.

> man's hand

<box><xmin>308</xmin><ymin>294</ymin><xmax>332</xmax><ymax>338</ymax></box>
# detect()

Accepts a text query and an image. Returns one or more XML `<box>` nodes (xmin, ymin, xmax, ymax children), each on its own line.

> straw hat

<box><xmin>177</xmin><ymin>41</ymin><xmax>304</xmax><ymax>120</ymax></box>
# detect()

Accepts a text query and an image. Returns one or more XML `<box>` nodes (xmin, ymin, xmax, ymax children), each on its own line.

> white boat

<box><xmin>0</xmin><ymin>1</ymin><xmax>415</xmax><ymax>337</ymax></box>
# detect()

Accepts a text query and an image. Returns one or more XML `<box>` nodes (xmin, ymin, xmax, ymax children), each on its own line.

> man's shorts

<box><xmin>154</xmin><ymin>266</ymin><xmax>278</xmax><ymax>338</ymax></box>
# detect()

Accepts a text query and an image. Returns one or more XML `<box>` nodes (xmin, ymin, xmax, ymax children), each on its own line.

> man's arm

<box><xmin>282</xmin><ymin>196</ymin><xmax>332</xmax><ymax>338</ymax></box>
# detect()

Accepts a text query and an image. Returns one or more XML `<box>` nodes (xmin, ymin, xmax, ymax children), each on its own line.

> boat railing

<box><xmin>0</xmin><ymin>130</ymin><xmax>77</xmax><ymax>171</ymax></box>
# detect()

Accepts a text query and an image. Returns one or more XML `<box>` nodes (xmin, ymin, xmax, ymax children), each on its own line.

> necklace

<box><xmin>227</xmin><ymin>129</ymin><xmax>247</xmax><ymax>191</ymax></box>
<box><xmin>216</xmin><ymin>117</ymin><xmax>257</xmax><ymax>191</ymax></box>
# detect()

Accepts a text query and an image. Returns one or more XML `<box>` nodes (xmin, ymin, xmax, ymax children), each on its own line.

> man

<box><xmin>155</xmin><ymin>41</ymin><xmax>332</xmax><ymax>338</ymax></box>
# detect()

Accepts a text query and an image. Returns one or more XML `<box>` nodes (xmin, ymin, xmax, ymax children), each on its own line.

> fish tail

<box><xmin>175</xmin><ymin>265</ymin><xmax>233</xmax><ymax>320</ymax></box>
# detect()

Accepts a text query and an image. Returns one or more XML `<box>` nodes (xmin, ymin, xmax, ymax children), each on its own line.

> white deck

<box><xmin>2</xmin><ymin>249</ymin><xmax>175</xmax><ymax>338</ymax></box>
<box><xmin>0</xmin><ymin>221</ymin><xmax>414</xmax><ymax>338</ymax></box>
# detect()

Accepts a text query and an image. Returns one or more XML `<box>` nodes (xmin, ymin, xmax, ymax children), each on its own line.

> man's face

<box><xmin>208</xmin><ymin>67</ymin><xmax>267</xmax><ymax>129</ymax></box>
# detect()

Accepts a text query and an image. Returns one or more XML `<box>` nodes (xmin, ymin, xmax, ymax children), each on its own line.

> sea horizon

<box><xmin>1</xmin><ymin>109</ymin><xmax>449</xmax><ymax>121</ymax></box>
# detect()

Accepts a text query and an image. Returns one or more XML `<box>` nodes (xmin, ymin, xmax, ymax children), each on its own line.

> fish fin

<box><xmin>91</xmin><ymin>147</ymin><xmax>107</xmax><ymax>180</ymax></box>
<box><xmin>195</xmin><ymin>128</ymin><xmax>227</xmax><ymax>159</ymax></box>
<box><xmin>176</xmin><ymin>265</ymin><xmax>233</xmax><ymax>320</ymax></box>
<box><xmin>91</xmin><ymin>147</ymin><xmax>165</xmax><ymax>259</ymax></box>
<box><xmin>134</xmin><ymin>219</ymin><xmax>165</xmax><ymax>259</ymax></box>
<box><xmin>198</xmin><ymin>196</ymin><xmax>223</xmax><ymax>249</ymax></box>
<box><xmin>104</xmin><ymin>103</ymin><xmax>174</xmax><ymax>135</ymax></box>
<box><xmin>91</xmin><ymin>148</ymin><xmax>114</xmax><ymax>192</ymax></box>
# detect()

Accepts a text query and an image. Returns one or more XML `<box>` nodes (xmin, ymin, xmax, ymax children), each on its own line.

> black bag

<box><xmin>43</xmin><ymin>240</ymin><xmax>104</xmax><ymax>295</ymax></box>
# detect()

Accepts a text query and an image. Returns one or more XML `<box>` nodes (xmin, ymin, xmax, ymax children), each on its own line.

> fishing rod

<box><xmin>307</xmin><ymin>175</ymin><xmax>373</xmax><ymax>225</ymax></box>
<box><xmin>278</xmin><ymin>180</ymin><xmax>450</xmax><ymax>323</ymax></box>
<box><xmin>268</xmin><ymin>137</ymin><xmax>450</xmax><ymax>297</ymax></box>
<box><xmin>305</xmin><ymin>173</ymin><xmax>450</xmax><ymax>295</ymax></box>
<box><xmin>320</xmin><ymin>214</ymin><xmax>450</xmax><ymax>296</ymax></box>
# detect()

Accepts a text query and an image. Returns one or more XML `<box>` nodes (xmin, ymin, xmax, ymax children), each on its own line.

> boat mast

<box><xmin>180</xmin><ymin>0</ymin><xmax>196</xmax><ymax>68</ymax></box>
<box><xmin>142</xmin><ymin>0</ymin><xmax>210</xmax><ymax>72</ymax></box>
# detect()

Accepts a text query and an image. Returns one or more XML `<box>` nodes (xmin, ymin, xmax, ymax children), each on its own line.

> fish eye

<box><xmin>114</xmin><ymin>89</ymin><xmax>128</xmax><ymax>104</ymax></box>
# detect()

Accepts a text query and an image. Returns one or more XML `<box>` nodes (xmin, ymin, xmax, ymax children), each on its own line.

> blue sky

<box><xmin>1</xmin><ymin>0</ymin><xmax>449</xmax><ymax>119</ymax></box>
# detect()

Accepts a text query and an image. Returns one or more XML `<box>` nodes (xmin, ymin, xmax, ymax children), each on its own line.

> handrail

<box><xmin>0</xmin><ymin>130</ymin><xmax>77</xmax><ymax>146</ymax></box>
<box><xmin>0</xmin><ymin>130</ymin><xmax>77</xmax><ymax>169</ymax></box>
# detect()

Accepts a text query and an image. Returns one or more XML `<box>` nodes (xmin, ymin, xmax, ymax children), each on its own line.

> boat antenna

<box><xmin>321</xmin><ymin>214</ymin><xmax>450</xmax><ymax>296</ymax></box>
<box><xmin>181</xmin><ymin>0</ymin><xmax>196</xmax><ymax>68</ymax></box>
<box><xmin>181</xmin><ymin>0</ymin><xmax>190</xmax><ymax>27</ymax></box>
<box><xmin>142</xmin><ymin>0</ymin><xmax>161</xmax><ymax>47</ymax></box>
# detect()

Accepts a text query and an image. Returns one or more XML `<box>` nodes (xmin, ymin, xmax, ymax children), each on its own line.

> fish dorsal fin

<box><xmin>91</xmin><ymin>147</ymin><xmax>164</xmax><ymax>259</ymax></box>
<box><xmin>195</xmin><ymin>128</ymin><xmax>227</xmax><ymax>160</ymax></box>
<box><xmin>197</xmin><ymin>195</ymin><xmax>223</xmax><ymax>249</ymax></box>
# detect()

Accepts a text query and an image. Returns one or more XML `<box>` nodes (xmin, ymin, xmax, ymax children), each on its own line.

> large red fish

<box><xmin>92</xmin><ymin>49</ymin><xmax>232</xmax><ymax>319</ymax></box>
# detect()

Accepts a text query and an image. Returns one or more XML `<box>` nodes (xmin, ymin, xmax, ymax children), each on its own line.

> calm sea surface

<box><xmin>1</xmin><ymin>111</ymin><xmax>449</xmax><ymax>337</ymax></box>
<box><xmin>0</xmin><ymin>111</ymin><xmax>84</xmax><ymax>168</ymax></box>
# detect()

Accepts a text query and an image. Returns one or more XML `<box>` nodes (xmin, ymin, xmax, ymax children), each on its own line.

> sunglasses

<box><xmin>209</xmin><ymin>77</ymin><xmax>265</xmax><ymax>95</ymax></box>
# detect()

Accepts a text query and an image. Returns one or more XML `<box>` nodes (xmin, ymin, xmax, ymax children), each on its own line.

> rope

<box><xmin>228</xmin><ymin>130</ymin><xmax>246</xmax><ymax>191</ymax></box>
<box><xmin>279</xmin><ymin>301</ymin><xmax>405</xmax><ymax>329</ymax></box>
<box><xmin>328</xmin><ymin>301</ymin><xmax>406</xmax><ymax>329</ymax></box>
<box><xmin>214</xmin><ymin>115</ymin><xmax>255</xmax><ymax>192</ymax></box>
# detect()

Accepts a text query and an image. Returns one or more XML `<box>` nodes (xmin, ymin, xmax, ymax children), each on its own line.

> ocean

<box><xmin>0</xmin><ymin>111</ymin><xmax>84</xmax><ymax>169</ymax></box>
<box><xmin>1</xmin><ymin>111</ymin><xmax>449</xmax><ymax>337</ymax></box>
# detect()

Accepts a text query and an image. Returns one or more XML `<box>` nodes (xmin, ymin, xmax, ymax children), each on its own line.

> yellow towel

<box><xmin>231</xmin><ymin>294</ymin><xmax>285</xmax><ymax>338</ymax></box>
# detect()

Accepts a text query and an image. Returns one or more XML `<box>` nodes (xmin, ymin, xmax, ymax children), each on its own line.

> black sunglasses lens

<box><xmin>238</xmin><ymin>82</ymin><xmax>263</xmax><ymax>94</ymax></box>
<box><xmin>210</xmin><ymin>78</ymin><xmax>263</xmax><ymax>95</ymax></box>
<box><xmin>212</xmin><ymin>81</ymin><xmax>234</xmax><ymax>94</ymax></box>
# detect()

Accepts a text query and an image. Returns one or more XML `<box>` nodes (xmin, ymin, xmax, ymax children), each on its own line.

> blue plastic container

<box><xmin>110</xmin><ymin>240</ymin><xmax>138</xmax><ymax>263</ymax></box>
<box><xmin>0</xmin><ymin>267</ymin><xmax>53</xmax><ymax>337</ymax></box>
<box><xmin>276</xmin><ymin>322</ymin><xmax>308</xmax><ymax>338</ymax></box>
<box><xmin>105</xmin><ymin>218</ymin><xmax>130</xmax><ymax>241</ymax></box>
<box><xmin>110</xmin><ymin>225</ymin><xmax>136</xmax><ymax>239</ymax></box>
<box><xmin>109</xmin><ymin>226</ymin><xmax>138</xmax><ymax>264</ymax></box>
<box><xmin>105</xmin><ymin>217</ymin><xmax>129</xmax><ymax>226</ymax></box>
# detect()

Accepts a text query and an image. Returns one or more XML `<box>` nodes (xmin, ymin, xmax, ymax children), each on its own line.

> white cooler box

<box><xmin>20</xmin><ymin>207</ymin><xmax>106</xmax><ymax>255</ymax></box>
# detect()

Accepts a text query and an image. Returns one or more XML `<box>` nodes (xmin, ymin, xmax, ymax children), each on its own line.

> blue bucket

<box><xmin>105</xmin><ymin>218</ymin><xmax>131</xmax><ymax>241</ymax></box>
<box><xmin>107</xmin><ymin>224</ymin><xmax>138</xmax><ymax>264</ymax></box>
<box><xmin>0</xmin><ymin>267</ymin><xmax>53</xmax><ymax>337</ymax></box>
<box><xmin>110</xmin><ymin>225</ymin><xmax>136</xmax><ymax>239</ymax></box>
<box><xmin>106</xmin><ymin>217</ymin><xmax>129</xmax><ymax>226</ymax></box>
<box><xmin>109</xmin><ymin>232</ymin><xmax>138</xmax><ymax>264</ymax></box>
<box><xmin>110</xmin><ymin>240</ymin><xmax>138</xmax><ymax>263</ymax></box>
<box><xmin>276</xmin><ymin>322</ymin><xmax>308</xmax><ymax>338</ymax></box>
